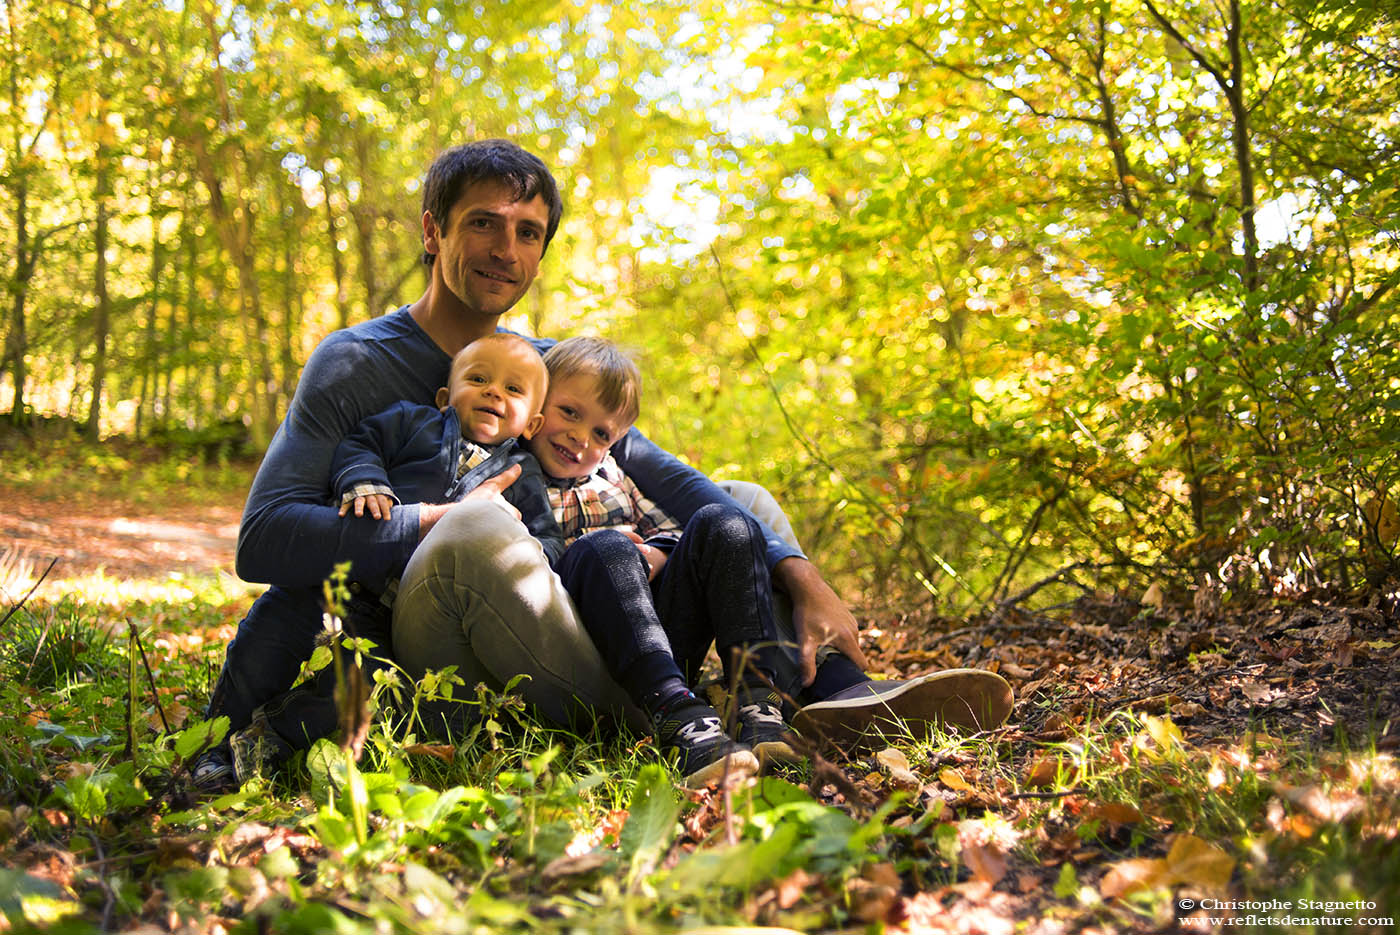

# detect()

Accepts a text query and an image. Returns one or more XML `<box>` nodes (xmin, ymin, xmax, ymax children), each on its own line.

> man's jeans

<box><xmin>210</xmin><ymin>481</ymin><xmax>852</xmax><ymax>745</ymax></box>
<box><xmin>392</xmin><ymin>481</ymin><xmax>842</xmax><ymax>734</ymax></box>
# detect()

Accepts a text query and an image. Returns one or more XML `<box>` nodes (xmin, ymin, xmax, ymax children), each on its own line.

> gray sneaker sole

<box><xmin>791</xmin><ymin>668</ymin><xmax>1014</xmax><ymax>750</ymax></box>
<box><xmin>680</xmin><ymin>749</ymin><xmax>760</xmax><ymax>789</ymax></box>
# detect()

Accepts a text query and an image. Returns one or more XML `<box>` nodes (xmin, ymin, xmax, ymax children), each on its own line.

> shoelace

<box><xmin>675</xmin><ymin>716</ymin><xmax>725</xmax><ymax>744</ymax></box>
<box><xmin>739</xmin><ymin>702</ymin><xmax>785</xmax><ymax>727</ymax></box>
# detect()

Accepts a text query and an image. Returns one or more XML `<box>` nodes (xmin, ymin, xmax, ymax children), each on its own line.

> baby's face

<box><xmin>528</xmin><ymin>372</ymin><xmax>633</xmax><ymax>480</ymax></box>
<box><xmin>441</xmin><ymin>341</ymin><xmax>547</xmax><ymax>445</ymax></box>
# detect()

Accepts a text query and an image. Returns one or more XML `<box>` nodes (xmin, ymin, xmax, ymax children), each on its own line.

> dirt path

<box><xmin>2</xmin><ymin>483</ymin><xmax>243</xmax><ymax>581</ymax></box>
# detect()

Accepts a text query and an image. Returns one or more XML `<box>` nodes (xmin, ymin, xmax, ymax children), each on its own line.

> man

<box><xmin>196</xmin><ymin>140</ymin><xmax>1008</xmax><ymax>786</ymax></box>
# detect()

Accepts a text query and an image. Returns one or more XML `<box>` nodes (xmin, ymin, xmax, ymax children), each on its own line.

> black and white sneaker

<box><xmin>653</xmin><ymin>698</ymin><xmax>759</xmax><ymax>788</ymax></box>
<box><xmin>733</xmin><ymin>684</ymin><xmax>801</xmax><ymax>767</ymax></box>
<box><xmin>191</xmin><ymin>745</ymin><xmax>236</xmax><ymax>793</ymax></box>
<box><xmin>229</xmin><ymin>707</ymin><xmax>295</xmax><ymax>782</ymax></box>
<box><xmin>792</xmin><ymin>668</ymin><xmax>1014</xmax><ymax>750</ymax></box>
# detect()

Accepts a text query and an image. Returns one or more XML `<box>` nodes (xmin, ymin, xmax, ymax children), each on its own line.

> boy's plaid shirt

<box><xmin>545</xmin><ymin>454</ymin><xmax>683</xmax><ymax>546</ymax></box>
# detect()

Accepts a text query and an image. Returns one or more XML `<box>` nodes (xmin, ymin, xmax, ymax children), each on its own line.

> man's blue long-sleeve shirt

<box><xmin>234</xmin><ymin>307</ymin><xmax>802</xmax><ymax>588</ymax></box>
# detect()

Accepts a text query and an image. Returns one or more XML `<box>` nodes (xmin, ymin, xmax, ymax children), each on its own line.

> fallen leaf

<box><xmin>1024</xmin><ymin>755</ymin><xmax>1060</xmax><ymax>788</ymax></box>
<box><xmin>1000</xmin><ymin>662</ymin><xmax>1036</xmax><ymax>679</ymax></box>
<box><xmin>961</xmin><ymin>840</ymin><xmax>1008</xmax><ymax>886</ymax></box>
<box><xmin>773</xmin><ymin>867</ymin><xmax>815</xmax><ymax>910</ymax></box>
<box><xmin>1277</xmin><ymin>784</ymin><xmax>1364</xmax><ymax>824</ymax></box>
<box><xmin>876</xmin><ymin>748</ymin><xmax>920</xmax><ymax>790</ymax></box>
<box><xmin>1099</xmin><ymin>857</ymin><xmax>1169</xmax><ymax>898</ymax></box>
<box><xmin>540</xmin><ymin>850</ymin><xmax>612</xmax><ymax>884</ymax></box>
<box><xmin>1164</xmin><ymin>833</ymin><xmax>1234</xmax><ymax>889</ymax></box>
<box><xmin>1142</xmin><ymin>714</ymin><xmax>1184</xmax><ymax>753</ymax></box>
<box><xmin>1088</xmin><ymin>802</ymin><xmax>1143</xmax><ymax>825</ymax></box>
<box><xmin>1239</xmin><ymin>681</ymin><xmax>1275</xmax><ymax>704</ymax></box>
<box><xmin>847</xmin><ymin>876</ymin><xmax>899</xmax><ymax>923</ymax></box>
<box><xmin>1141</xmin><ymin>582</ymin><xmax>1165</xmax><ymax>610</ymax></box>
<box><xmin>939</xmin><ymin>768</ymin><xmax>973</xmax><ymax>792</ymax></box>
<box><xmin>402</xmin><ymin>743</ymin><xmax>456</xmax><ymax>763</ymax></box>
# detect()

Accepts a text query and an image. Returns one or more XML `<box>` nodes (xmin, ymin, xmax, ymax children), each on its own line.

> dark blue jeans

<box><xmin>556</xmin><ymin>504</ymin><xmax>788</xmax><ymax>709</ymax></box>
<box><xmin>205</xmin><ymin>585</ymin><xmax>325</xmax><ymax>734</ymax></box>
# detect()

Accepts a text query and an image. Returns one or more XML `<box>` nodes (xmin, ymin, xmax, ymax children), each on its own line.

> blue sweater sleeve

<box><xmin>236</xmin><ymin>339</ymin><xmax>423</xmax><ymax>586</ymax></box>
<box><xmin>610</xmin><ymin>427</ymin><xmax>803</xmax><ymax>570</ymax></box>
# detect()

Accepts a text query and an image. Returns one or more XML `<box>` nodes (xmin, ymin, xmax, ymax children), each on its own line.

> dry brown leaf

<box><xmin>402</xmin><ymin>743</ymin><xmax>457</xmax><ymax>763</ymax></box>
<box><xmin>939</xmin><ymin>768</ymin><xmax>973</xmax><ymax>792</ymax></box>
<box><xmin>1000</xmin><ymin>662</ymin><xmax>1036</xmax><ymax>679</ymax></box>
<box><xmin>847</xmin><ymin>876</ymin><xmax>900</xmax><ymax>923</ymax></box>
<box><xmin>1088</xmin><ymin>802</ymin><xmax>1143</xmax><ymax>825</ymax></box>
<box><xmin>1164</xmin><ymin>833</ymin><xmax>1235</xmax><ymax>889</ymax></box>
<box><xmin>540</xmin><ymin>850</ymin><xmax>612</xmax><ymax>884</ymax></box>
<box><xmin>1141</xmin><ymin>582</ymin><xmax>1166</xmax><ymax>610</ymax></box>
<box><xmin>961</xmin><ymin>841</ymin><xmax>1009</xmax><ymax>886</ymax></box>
<box><xmin>1239</xmin><ymin>681</ymin><xmax>1274</xmax><ymax>704</ymax></box>
<box><xmin>876</xmin><ymin>748</ymin><xmax>921</xmax><ymax>790</ymax></box>
<box><xmin>1277</xmin><ymin>783</ymin><xmax>1364</xmax><ymax>824</ymax></box>
<box><xmin>773</xmin><ymin>867</ymin><xmax>814</xmax><ymax>910</ymax></box>
<box><xmin>1099</xmin><ymin>857</ymin><xmax>1170</xmax><ymax>898</ymax></box>
<box><xmin>1024</xmin><ymin>755</ymin><xmax>1060</xmax><ymax>788</ymax></box>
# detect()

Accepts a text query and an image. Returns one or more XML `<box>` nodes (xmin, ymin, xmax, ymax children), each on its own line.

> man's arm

<box><xmin>236</xmin><ymin>339</ymin><xmax>424</xmax><ymax>586</ymax></box>
<box><xmin>772</xmin><ymin>556</ymin><xmax>870</xmax><ymax>685</ymax></box>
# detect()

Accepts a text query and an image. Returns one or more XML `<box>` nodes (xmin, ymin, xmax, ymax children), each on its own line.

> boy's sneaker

<box><xmin>191</xmin><ymin>746</ymin><xmax>235</xmax><ymax>793</ymax></box>
<box><xmin>653</xmin><ymin>697</ymin><xmax>759</xmax><ymax>788</ymax></box>
<box><xmin>733</xmin><ymin>683</ymin><xmax>801</xmax><ymax>767</ymax></box>
<box><xmin>792</xmin><ymin>668</ymin><xmax>1014</xmax><ymax>751</ymax></box>
<box><xmin>229</xmin><ymin>707</ymin><xmax>295</xmax><ymax>782</ymax></box>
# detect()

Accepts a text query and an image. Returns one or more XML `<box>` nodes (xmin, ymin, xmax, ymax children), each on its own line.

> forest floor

<box><xmin>2</xmin><ymin>471</ymin><xmax>1398</xmax><ymax>932</ymax></box>
<box><xmin>2</xmin><ymin>480</ymin><xmax>243</xmax><ymax>582</ymax></box>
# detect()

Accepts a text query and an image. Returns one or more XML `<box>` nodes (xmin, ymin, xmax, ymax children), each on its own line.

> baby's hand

<box><xmin>339</xmin><ymin>493</ymin><xmax>395</xmax><ymax>521</ymax></box>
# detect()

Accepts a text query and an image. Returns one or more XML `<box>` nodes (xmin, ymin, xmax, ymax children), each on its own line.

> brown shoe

<box><xmin>791</xmin><ymin>668</ymin><xmax>1014</xmax><ymax>751</ymax></box>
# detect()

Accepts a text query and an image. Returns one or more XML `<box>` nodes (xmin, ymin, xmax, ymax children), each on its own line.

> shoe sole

<box><xmin>681</xmin><ymin>749</ymin><xmax>761</xmax><ymax>788</ymax></box>
<box><xmin>751</xmin><ymin>738</ymin><xmax>802</xmax><ymax>769</ymax></box>
<box><xmin>791</xmin><ymin>668</ymin><xmax>1014</xmax><ymax>751</ymax></box>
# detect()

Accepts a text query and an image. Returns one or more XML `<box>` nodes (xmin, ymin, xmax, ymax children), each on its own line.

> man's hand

<box><xmin>773</xmin><ymin>556</ymin><xmax>870</xmax><ymax>686</ymax></box>
<box><xmin>339</xmin><ymin>493</ymin><xmax>395</xmax><ymax>521</ymax></box>
<box><xmin>418</xmin><ymin>463</ymin><xmax>523</xmax><ymax>539</ymax></box>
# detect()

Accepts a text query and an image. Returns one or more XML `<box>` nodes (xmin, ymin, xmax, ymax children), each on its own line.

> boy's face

<box><xmin>528</xmin><ymin>372</ymin><xmax>633</xmax><ymax>480</ymax></box>
<box><xmin>437</xmin><ymin>340</ymin><xmax>547</xmax><ymax>445</ymax></box>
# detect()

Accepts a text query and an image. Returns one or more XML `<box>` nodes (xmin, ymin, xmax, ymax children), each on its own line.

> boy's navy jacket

<box><xmin>329</xmin><ymin>401</ymin><xmax>565</xmax><ymax>582</ymax></box>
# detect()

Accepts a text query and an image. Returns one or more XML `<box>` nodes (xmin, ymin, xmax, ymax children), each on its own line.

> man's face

<box><xmin>439</xmin><ymin>340</ymin><xmax>547</xmax><ymax>445</ymax></box>
<box><xmin>528</xmin><ymin>372</ymin><xmax>633</xmax><ymax>480</ymax></box>
<box><xmin>424</xmin><ymin>180</ymin><xmax>550</xmax><ymax>319</ymax></box>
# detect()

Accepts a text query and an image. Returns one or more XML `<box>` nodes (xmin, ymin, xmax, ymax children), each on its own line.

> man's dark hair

<box><xmin>420</xmin><ymin>139</ymin><xmax>564</xmax><ymax>265</ymax></box>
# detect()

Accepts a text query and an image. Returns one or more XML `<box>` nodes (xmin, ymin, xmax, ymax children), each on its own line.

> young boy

<box><xmin>528</xmin><ymin>337</ymin><xmax>798</xmax><ymax>787</ymax></box>
<box><xmin>227</xmin><ymin>333</ymin><xmax>561</xmax><ymax>780</ymax></box>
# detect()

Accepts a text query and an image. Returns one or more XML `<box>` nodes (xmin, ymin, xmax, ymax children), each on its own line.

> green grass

<box><xmin>1</xmin><ymin>573</ymin><xmax>1396</xmax><ymax>932</ymax></box>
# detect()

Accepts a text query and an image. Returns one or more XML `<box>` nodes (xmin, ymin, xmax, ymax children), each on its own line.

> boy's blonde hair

<box><xmin>542</xmin><ymin>337</ymin><xmax>641</xmax><ymax>425</ymax></box>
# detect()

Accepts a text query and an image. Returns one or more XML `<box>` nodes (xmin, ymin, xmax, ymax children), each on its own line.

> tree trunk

<box><xmin>87</xmin><ymin>140</ymin><xmax>112</xmax><ymax>441</ymax></box>
<box><xmin>321</xmin><ymin>164</ymin><xmax>351</xmax><ymax>330</ymax></box>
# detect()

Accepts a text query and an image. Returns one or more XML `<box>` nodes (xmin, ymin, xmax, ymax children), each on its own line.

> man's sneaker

<box><xmin>229</xmin><ymin>707</ymin><xmax>296</xmax><ymax>782</ymax></box>
<box><xmin>733</xmin><ymin>684</ymin><xmax>801</xmax><ymax>767</ymax></box>
<box><xmin>191</xmin><ymin>746</ymin><xmax>235</xmax><ymax>793</ymax></box>
<box><xmin>792</xmin><ymin>668</ymin><xmax>1014</xmax><ymax>751</ymax></box>
<box><xmin>653</xmin><ymin>697</ymin><xmax>759</xmax><ymax>788</ymax></box>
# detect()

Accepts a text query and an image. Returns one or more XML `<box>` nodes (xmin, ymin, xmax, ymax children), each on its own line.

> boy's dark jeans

<box><xmin>556</xmin><ymin>503</ymin><xmax>807</xmax><ymax>708</ymax></box>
